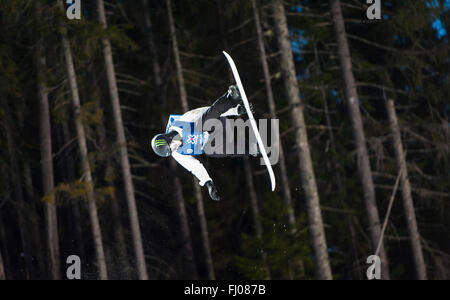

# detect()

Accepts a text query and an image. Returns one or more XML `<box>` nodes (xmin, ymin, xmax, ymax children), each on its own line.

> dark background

<box><xmin>0</xmin><ymin>0</ymin><xmax>448</xmax><ymax>280</ymax></box>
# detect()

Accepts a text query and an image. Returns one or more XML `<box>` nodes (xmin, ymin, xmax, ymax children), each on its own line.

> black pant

<box><xmin>201</xmin><ymin>93</ymin><xmax>239</xmax><ymax>126</ymax></box>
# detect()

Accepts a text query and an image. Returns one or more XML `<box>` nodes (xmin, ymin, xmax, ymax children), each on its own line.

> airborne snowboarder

<box><xmin>151</xmin><ymin>85</ymin><xmax>258</xmax><ymax>201</ymax></box>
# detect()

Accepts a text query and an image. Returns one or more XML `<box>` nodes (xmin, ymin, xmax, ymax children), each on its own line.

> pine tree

<box><xmin>385</xmin><ymin>97</ymin><xmax>427</xmax><ymax>280</ymax></box>
<box><xmin>251</xmin><ymin>0</ymin><xmax>295</xmax><ymax>228</ymax></box>
<box><xmin>329</xmin><ymin>0</ymin><xmax>390</xmax><ymax>279</ymax></box>
<box><xmin>35</xmin><ymin>0</ymin><xmax>61</xmax><ymax>280</ymax></box>
<box><xmin>272</xmin><ymin>0</ymin><xmax>333</xmax><ymax>280</ymax></box>
<box><xmin>2</xmin><ymin>97</ymin><xmax>34</xmax><ymax>279</ymax></box>
<box><xmin>166</xmin><ymin>0</ymin><xmax>213</xmax><ymax>279</ymax></box>
<box><xmin>59</xmin><ymin>0</ymin><xmax>108</xmax><ymax>279</ymax></box>
<box><xmin>97</xmin><ymin>0</ymin><xmax>148</xmax><ymax>280</ymax></box>
<box><xmin>0</xmin><ymin>247</ymin><xmax>5</xmax><ymax>280</ymax></box>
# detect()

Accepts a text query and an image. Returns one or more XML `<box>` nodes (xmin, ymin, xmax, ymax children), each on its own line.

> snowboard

<box><xmin>222</xmin><ymin>51</ymin><xmax>276</xmax><ymax>191</ymax></box>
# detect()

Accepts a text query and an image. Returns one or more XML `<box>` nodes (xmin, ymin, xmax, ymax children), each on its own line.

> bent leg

<box><xmin>201</xmin><ymin>93</ymin><xmax>240</xmax><ymax>126</ymax></box>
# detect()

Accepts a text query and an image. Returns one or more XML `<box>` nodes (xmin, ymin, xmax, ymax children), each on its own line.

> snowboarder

<box><xmin>151</xmin><ymin>85</ymin><xmax>258</xmax><ymax>201</ymax></box>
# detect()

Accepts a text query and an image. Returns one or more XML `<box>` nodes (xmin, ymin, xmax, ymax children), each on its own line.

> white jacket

<box><xmin>169</xmin><ymin>106</ymin><xmax>240</xmax><ymax>186</ymax></box>
<box><xmin>170</xmin><ymin>107</ymin><xmax>211</xmax><ymax>186</ymax></box>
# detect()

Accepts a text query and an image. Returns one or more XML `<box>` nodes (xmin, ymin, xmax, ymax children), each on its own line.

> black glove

<box><xmin>205</xmin><ymin>180</ymin><xmax>220</xmax><ymax>201</ymax></box>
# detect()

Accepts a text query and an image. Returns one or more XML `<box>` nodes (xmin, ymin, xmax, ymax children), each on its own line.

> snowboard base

<box><xmin>223</xmin><ymin>51</ymin><xmax>276</xmax><ymax>191</ymax></box>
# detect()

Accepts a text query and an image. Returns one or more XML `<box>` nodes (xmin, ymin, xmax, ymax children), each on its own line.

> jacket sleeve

<box><xmin>172</xmin><ymin>152</ymin><xmax>212</xmax><ymax>186</ymax></box>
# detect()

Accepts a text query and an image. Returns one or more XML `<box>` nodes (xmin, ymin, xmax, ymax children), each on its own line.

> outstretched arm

<box><xmin>172</xmin><ymin>152</ymin><xmax>220</xmax><ymax>201</ymax></box>
<box><xmin>172</xmin><ymin>152</ymin><xmax>212</xmax><ymax>186</ymax></box>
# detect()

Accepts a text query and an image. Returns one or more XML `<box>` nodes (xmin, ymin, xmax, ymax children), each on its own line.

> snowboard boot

<box><xmin>227</xmin><ymin>85</ymin><xmax>255</xmax><ymax>116</ymax></box>
<box><xmin>237</xmin><ymin>102</ymin><xmax>255</xmax><ymax>116</ymax></box>
<box><xmin>227</xmin><ymin>85</ymin><xmax>241</xmax><ymax>102</ymax></box>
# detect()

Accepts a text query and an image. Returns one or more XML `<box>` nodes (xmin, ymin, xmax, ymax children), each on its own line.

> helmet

<box><xmin>151</xmin><ymin>134</ymin><xmax>172</xmax><ymax>157</ymax></box>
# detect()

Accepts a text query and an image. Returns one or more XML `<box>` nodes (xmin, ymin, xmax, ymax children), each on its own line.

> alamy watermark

<box><xmin>174</xmin><ymin>118</ymin><xmax>280</xmax><ymax>165</ymax></box>
<box><xmin>66</xmin><ymin>255</ymin><xmax>81</xmax><ymax>280</ymax></box>
<box><xmin>66</xmin><ymin>0</ymin><xmax>81</xmax><ymax>20</ymax></box>
<box><xmin>366</xmin><ymin>0</ymin><xmax>381</xmax><ymax>20</ymax></box>
<box><xmin>366</xmin><ymin>255</ymin><xmax>381</xmax><ymax>280</ymax></box>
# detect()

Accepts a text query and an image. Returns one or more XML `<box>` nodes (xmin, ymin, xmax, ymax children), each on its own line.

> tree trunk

<box><xmin>2</xmin><ymin>98</ymin><xmax>34</xmax><ymax>279</ymax></box>
<box><xmin>217</xmin><ymin>0</ymin><xmax>272</xmax><ymax>278</ymax></box>
<box><xmin>61</xmin><ymin>122</ymin><xmax>85</xmax><ymax>260</ymax></box>
<box><xmin>106</xmin><ymin>161</ymin><xmax>130</xmax><ymax>275</ymax></box>
<box><xmin>272</xmin><ymin>0</ymin><xmax>332</xmax><ymax>280</ymax></box>
<box><xmin>143</xmin><ymin>0</ymin><xmax>197</xmax><ymax>278</ymax></box>
<box><xmin>0</xmin><ymin>215</ymin><xmax>10</xmax><ymax>280</ymax></box>
<box><xmin>142</xmin><ymin>0</ymin><xmax>166</xmax><ymax>105</ymax></box>
<box><xmin>89</xmin><ymin>60</ymin><xmax>130</xmax><ymax>276</ymax></box>
<box><xmin>313</xmin><ymin>45</ymin><xmax>343</xmax><ymax>188</ymax></box>
<box><xmin>59</xmin><ymin>9</ymin><xmax>108</xmax><ymax>279</ymax></box>
<box><xmin>22</xmin><ymin>161</ymin><xmax>46</xmax><ymax>277</ymax></box>
<box><xmin>35</xmin><ymin>1</ymin><xmax>61</xmax><ymax>279</ymax></box>
<box><xmin>314</xmin><ymin>45</ymin><xmax>361</xmax><ymax>280</ymax></box>
<box><xmin>142</xmin><ymin>0</ymin><xmax>200</xmax><ymax>279</ymax></box>
<box><xmin>251</xmin><ymin>0</ymin><xmax>296</xmax><ymax>228</ymax></box>
<box><xmin>385</xmin><ymin>98</ymin><xmax>427</xmax><ymax>280</ymax></box>
<box><xmin>243</xmin><ymin>158</ymin><xmax>271</xmax><ymax>280</ymax></box>
<box><xmin>166</xmin><ymin>0</ymin><xmax>214</xmax><ymax>280</ymax></box>
<box><xmin>97</xmin><ymin>0</ymin><xmax>148</xmax><ymax>280</ymax></box>
<box><xmin>194</xmin><ymin>184</ymin><xmax>215</xmax><ymax>280</ymax></box>
<box><xmin>329</xmin><ymin>0</ymin><xmax>390</xmax><ymax>279</ymax></box>
<box><xmin>166</xmin><ymin>0</ymin><xmax>189</xmax><ymax>112</ymax></box>
<box><xmin>348</xmin><ymin>217</ymin><xmax>363</xmax><ymax>280</ymax></box>
<box><xmin>171</xmin><ymin>161</ymin><xmax>199</xmax><ymax>279</ymax></box>
<box><xmin>244</xmin><ymin>159</ymin><xmax>263</xmax><ymax>240</ymax></box>
<box><xmin>0</xmin><ymin>189</ymin><xmax>9</xmax><ymax>280</ymax></box>
<box><xmin>0</xmin><ymin>247</ymin><xmax>5</xmax><ymax>280</ymax></box>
